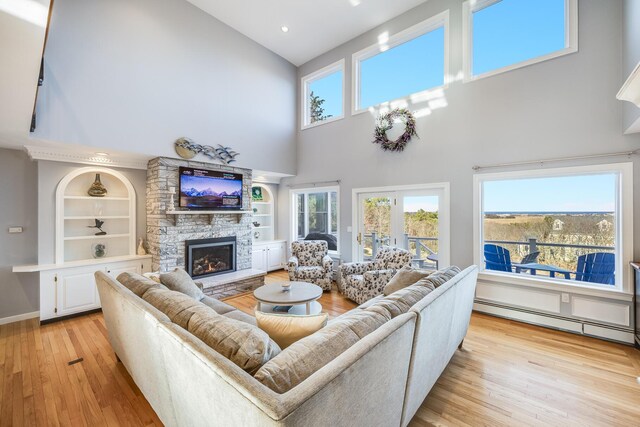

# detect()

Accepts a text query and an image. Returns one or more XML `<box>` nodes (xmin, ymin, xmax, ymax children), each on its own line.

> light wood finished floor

<box><xmin>0</xmin><ymin>270</ymin><xmax>638</xmax><ymax>426</ymax></box>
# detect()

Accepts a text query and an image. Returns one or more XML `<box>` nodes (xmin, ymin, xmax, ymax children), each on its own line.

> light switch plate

<box><xmin>8</xmin><ymin>227</ymin><xmax>23</xmax><ymax>233</ymax></box>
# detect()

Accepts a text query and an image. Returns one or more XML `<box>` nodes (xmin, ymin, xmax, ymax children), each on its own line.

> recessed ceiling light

<box><xmin>281</xmin><ymin>26</ymin><xmax>289</xmax><ymax>33</ymax></box>
<box><xmin>95</xmin><ymin>152</ymin><xmax>109</xmax><ymax>156</ymax></box>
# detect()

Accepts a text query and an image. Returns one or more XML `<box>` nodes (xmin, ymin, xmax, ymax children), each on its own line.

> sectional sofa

<box><xmin>95</xmin><ymin>265</ymin><xmax>478</xmax><ymax>427</ymax></box>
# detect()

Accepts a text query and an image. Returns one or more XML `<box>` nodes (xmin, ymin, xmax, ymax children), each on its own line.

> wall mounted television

<box><xmin>178</xmin><ymin>167</ymin><xmax>243</xmax><ymax>210</ymax></box>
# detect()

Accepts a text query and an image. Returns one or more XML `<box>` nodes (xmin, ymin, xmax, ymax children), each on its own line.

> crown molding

<box><xmin>24</xmin><ymin>145</ymin><xmax>150</xmax><ymax>170</ymax></box>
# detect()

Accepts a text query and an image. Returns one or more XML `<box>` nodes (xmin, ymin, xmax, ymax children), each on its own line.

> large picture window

<box><xmin>301</xmin><ymin>60</ymin><xmax>344</xmax><ymax>129</ymax></box>
<box><xmin>463</xmin><ymin>0</ymin><xmax>578</xmax><ymax>81</ymax></box>
<box><xmin>474</xmin><ymin>164</ymin><xmax>633</xmax><ymax>293</ymax></box>
<box><xmin>352</xmin><ymin>12</ymin><xmax>448</xmax><ymax>114</ymax></box>
<box><xmin>291</xmin><ymin>187</ymin><xmax>340</xmax><ymax>253</ymax></box>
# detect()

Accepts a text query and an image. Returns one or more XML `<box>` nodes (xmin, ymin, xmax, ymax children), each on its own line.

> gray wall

<box><xmin>0</xmin><ymin>149</ymin><xmax>39</xmax><ymax>319</ymax></box>
<box><xmin>37</xmin><ymin>161</ymin><xmax>147</xmax><ymax>264</ymax></box>
<box><xmin>623</xmin><ymin>0</ymin><xmax>640</xmax><ymax>132</ymax></box>
<box><xmin>33</xmin><ymin>0</ymin><xmax>297</xmax><ymax>175</ymax></box>
<box><xmin>282</xmin><ymin>0</ymin><xmax>640</xmax><ymax>265</ymax></box>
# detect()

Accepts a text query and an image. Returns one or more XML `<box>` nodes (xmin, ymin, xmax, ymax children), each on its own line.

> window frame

<box><xmin>351</xmin><ymin>10</ymin><xmax>450</xmax><ymax>116</ymax></box>
<box><xmin>473</xmin><ymin>163</ymin><xmax>634</xmax><ymax>296</ymax></box>
<box><xmin>300</xmin><ymin>59</ymin><xmax>345</xmax><ymax>130</ymax></box>
<box><xmin>290</xmin><ymin>186</ymin><xmax>341</xmax><ymax>255</ymax></box>
<box><xmin>462</xmin><ymin>0</ymin><xmax>578</xmax><ymax>83</ymax></box>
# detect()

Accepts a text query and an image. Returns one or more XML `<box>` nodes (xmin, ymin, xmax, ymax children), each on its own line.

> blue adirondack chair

<box><xmin>484</xmin><ymin>244</ymin><xmax>512</xmax><ymax>272</ymax></box>
<box><xmin>575</xmin><ymin>253</ymin><xmax>615</xmax><ymax>285</ymax></box>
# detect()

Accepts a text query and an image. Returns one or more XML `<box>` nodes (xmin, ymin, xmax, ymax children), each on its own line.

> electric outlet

<box><xmin>347</xmin><ymin>226</ymin><xmax>352</xmax><ymax>233</ymax></box>
<box><xmin>561</xmin><ymin>293</ymin><xmax>570</xmax><ymax>303</ymax></box>
<box><xmin>8</xmin><ymin>227</ymin><xmax>23</xmax><ymax>234</ymax></box>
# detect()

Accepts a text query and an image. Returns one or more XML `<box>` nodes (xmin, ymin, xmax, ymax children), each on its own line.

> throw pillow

<box><xmin>254</xmin><ymin>309</ymin><xmax>388</xmax><ymax>393</ymax></box>
<box><xmin>160</xmin><ymin>268</ymin><xmax>205</xmax><ymax>301</ymax></box>
<box><xmin>383</xmin><ymin>266</ymin><xmax>433</xmax><ymax>296</ymax></box>
<box><xmin>255</xmin><ymin>311</ymin><xmax>328</xmax><ymax>349</ymax></box>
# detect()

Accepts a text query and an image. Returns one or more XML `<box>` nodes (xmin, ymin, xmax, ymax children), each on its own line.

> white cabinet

<box><xmin>252</xmin><ymin>241</ymin><xmax>286</xmax><ymax>272</ymax></box>
<box><xmin>38</xmin><ymin>256</ymin><xmax>152</xmax><ymax>322</ymax></box>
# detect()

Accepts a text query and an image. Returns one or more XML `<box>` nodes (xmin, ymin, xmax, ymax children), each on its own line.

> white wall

<box><xmin>623</xmin><ymin>0</ymin><xmax>640</xmax><ymax>132</ymax></box>
<box><xmin>32</xmin><ymin>0</ymin><xmax>297</xmax><ymax>174</ymax></box>
<box><xmin>0</xmin><ymin>149</ymin><xmax>39</xmax><ymax>320</ymax></box>
<box><xmin>283</xmin><ymin>0</ymin><xmax>640</xmax><ymax>265</ymax></box>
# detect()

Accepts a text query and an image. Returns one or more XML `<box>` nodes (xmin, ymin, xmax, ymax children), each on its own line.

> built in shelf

<box><xmin>64</xmin><ymin>196</ymin><xmax>130</xmax><ymax>201</ymax></box>
<box><xmin>64</xmin><ymin>215</ymin><xmax>130</xmax><ymax>220</ymax></box>
<box><xmin>13</xmin><ymin>254</ymin><xmax>152</xmax><ymax>273</ymax></box>
<box><xmin>64</xmin><ymin>233</ymin><xmax>130</xmax><ymax>241</ymax></box>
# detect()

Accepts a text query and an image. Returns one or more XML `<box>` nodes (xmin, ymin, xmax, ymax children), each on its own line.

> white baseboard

<box><xmin>0</xmin><ymin>311</ymin><xmax>40</xmax><ymax>326</ymax></box>
<box><xmin>474</xmin><ymin>302</ymin><xmax>635</xmax><ymax>345</ymax></box>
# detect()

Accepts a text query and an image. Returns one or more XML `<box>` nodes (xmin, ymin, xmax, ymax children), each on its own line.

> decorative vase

<box><xmin>92</xmin><ymin>242</ymin><xmax>107</xmax><ymax>259</ymax></box>
<box><xmin>88</xmin><ymin>174</ymin><xmax>108</xmax><ymax>197</ymax></box>
<box><xmin>137</xmin><ymin>238</ymin><xmax>147</xmax><ymax>255</ymax></box>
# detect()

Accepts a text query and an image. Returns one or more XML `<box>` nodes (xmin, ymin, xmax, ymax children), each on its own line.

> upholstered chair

<box><xmin>339</xmin><ymin>246</ymin><xmax>413</xmax><ymax>304</ymax></box>
<box><xmin>287</xmin><ymin>240</ymin><xmax>334</xmax><ymax>291</ymax></box>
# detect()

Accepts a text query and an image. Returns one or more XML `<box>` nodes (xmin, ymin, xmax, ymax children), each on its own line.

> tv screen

<box><xmin>179</xmin><ymin>167</ymin><xmax>243</xmax><ymax>209</ymax></box>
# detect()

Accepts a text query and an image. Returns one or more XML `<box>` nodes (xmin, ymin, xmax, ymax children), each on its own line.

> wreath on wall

<box><xmin>372</xmin><ymin>108</ymin><xmax>418</xmax><ymax>152</ymax></box>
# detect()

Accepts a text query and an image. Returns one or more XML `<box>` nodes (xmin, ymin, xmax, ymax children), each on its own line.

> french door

<box><xmin>354</xmin><ymin>185</ymin><xmax>449</xmax><ymax>269</ymax></box>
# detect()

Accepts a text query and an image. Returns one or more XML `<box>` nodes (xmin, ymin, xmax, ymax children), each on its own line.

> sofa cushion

<box><xmin>366</xmin><ymin>282</ymin><xmax>435</xmax><ymax>319</ymax></box>
<box><xmin>383</xmin><ymin>266</ymin><xmax>433</xmax><ymax>296</ymax></box>
<box><xmin>188</xmin><ymin>309</ymin><xmax>281</xmax><ymax>375</ymax></box>
<box><xmin>142</xmin><ymin>287</ymin><xmax>211</xmax><ymax>329</ymax></box>
<box><xmin>255</xmin><ymin>311</ymin><xmax>328</xmax><ymax>349</ymax></box>
<box><xmin>200</xmin><ymin>295</ymin><xmax>236</xmax><ymax>315</ymax></box>
<box><xmin>254</xmin><ymin>309</ymin><xmax>389</xmax><ymax>393</ymax></box>
<box><xmin>117</xmin><ymin>272</ymin><xmax>166</xmax><ymax>297</ymax></box>
<box><xmin>420</xmin><ymin>266</ymin><xmax>461</xmax><ymax>288</ymax></box>
<box><xmin>160</xmin><ymin>268</ymin><xmax>205</xmax><ymax>301</ymax></box>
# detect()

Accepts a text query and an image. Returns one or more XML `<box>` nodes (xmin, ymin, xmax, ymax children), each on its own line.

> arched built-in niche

<box><xmin>55</xmin><ymin>167</ymin><xmax>137</xmax><ymax>263</ymax></box>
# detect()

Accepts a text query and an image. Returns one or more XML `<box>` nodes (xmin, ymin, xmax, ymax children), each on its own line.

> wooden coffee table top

<box><xmin>253</xmin><ymin>281</ymin><xmax>322</xmax><ymax>305</ymax></box>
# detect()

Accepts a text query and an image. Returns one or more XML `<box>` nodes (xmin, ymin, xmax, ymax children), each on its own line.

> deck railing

<box><xmin>364</xmin><ymin>232</ymin><xmax>438</xmax><ymax>265</ymax></box>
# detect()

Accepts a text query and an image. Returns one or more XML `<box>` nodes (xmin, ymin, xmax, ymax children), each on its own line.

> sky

<box><xmin>483</xmin><ymin>174</ymin><xmax>617</xmax><ymax>213</ymax></box>
<box><xmin>309</xmin><ymin>70</ymin><xmax>343</xmax><ymax>118</ymax></box>
<box><xmin>473</xmin><ymin>0</ymin><xmax>566</xmax><ymax>75</ymax></box>
<box><xmin>404</xmin><ymin>196</ymin><xmax>439</xmax><ymax>213</ymax></box>
<box><xmin>181</xmin><ymin>174</ymin><xmax>242</xmax><ymax>194</ymax></box>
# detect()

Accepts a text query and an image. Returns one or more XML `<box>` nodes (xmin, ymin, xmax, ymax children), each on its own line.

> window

<box><xmin>463</xmin><ymin>0</ymin><xmax>577</xmax><ymax>81</ymax></box>
<box><xmin>474</xmin><ymin>164</ymin><xmax>633</xmax><ymax>293</ymax></box>
<box><xmin>352</xmin><ymin>12</ymin><xmax>448</xmax><ymax>113</ymax></box>
<box><xmin>301</xmin><ymin>59</ymin><xmax>344</xmax><ymax>129</ymax></box>
<box><xmin>291</xmin><ymin>187</ymin><xmax>340</xmax><ymax>253</ymax></box>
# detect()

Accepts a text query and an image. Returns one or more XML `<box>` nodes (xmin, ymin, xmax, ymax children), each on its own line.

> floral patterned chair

<box><xmin>339</xmin><ymin>246</ymin><xmax>413</xmax><ymax>304</ymax></box>
<box><xmin>287</xmin><ymin>240</ymin><xmax>334</xmax><ymax>291</ymax></box>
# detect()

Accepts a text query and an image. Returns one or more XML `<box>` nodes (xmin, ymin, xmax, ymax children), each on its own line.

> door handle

<box><xmin>357</xmin><ymin>232</ymin><xmax>362</xmax><ymax>245</ymax></box>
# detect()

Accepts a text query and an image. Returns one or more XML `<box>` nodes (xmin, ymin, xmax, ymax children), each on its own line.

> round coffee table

<box><xmin>254</xmin><ymin>282</ymin><xmax>323</xmax><ymax>315</ymax></box>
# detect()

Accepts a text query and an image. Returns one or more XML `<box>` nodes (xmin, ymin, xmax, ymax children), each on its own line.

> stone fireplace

<box><xmin>146</xmin><ymin>157</ymin><xmax>264</xmax><ymax>298</ymax></box>
<box><xmin>185</xmin><ymin>236</ymin><xmax>236</xmax><ymax>279</ymax></box>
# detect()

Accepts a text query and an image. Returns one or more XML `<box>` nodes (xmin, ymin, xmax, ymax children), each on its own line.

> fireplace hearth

<box><xmin>185</xmin><ymin>236</ymin><xmax>236</xmax><ymax>279</ymax></box>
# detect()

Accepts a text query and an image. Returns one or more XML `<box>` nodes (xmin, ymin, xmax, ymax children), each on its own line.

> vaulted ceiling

<box><xmin>185</xmin><ymin>0</ymin><xmax>428</xmax><ymax>66</ymax></box>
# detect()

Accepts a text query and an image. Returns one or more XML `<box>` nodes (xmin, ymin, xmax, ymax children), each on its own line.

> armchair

<box><xmin>287</xmin><ymin>240</ymin><xmax>334</xmax><ymax>291</ymax></box>
<box><xmin>339</xmin><ymin>246</ymin><xmax>412</xmax><ymax>304</ymax></box>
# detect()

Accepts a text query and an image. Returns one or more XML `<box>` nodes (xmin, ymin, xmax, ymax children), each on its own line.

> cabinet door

<box><xmin>56</xmin><ymin>267</ymin><xmax>101</xmax><ymax>317</ymax></box>
<box><xmin>267</xmin><ymin>243</ymin><xmax>286</xmax><ymax>271</ymax></box>
<box><xmin>107</xmin><ymin>261</ymin><xmax>143</xmax><ymax>278</ymax></box>
<box><xmin>252</xmin><ymin>246</ymin><xmax>267</xmax><ymax>271</ymax></box>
